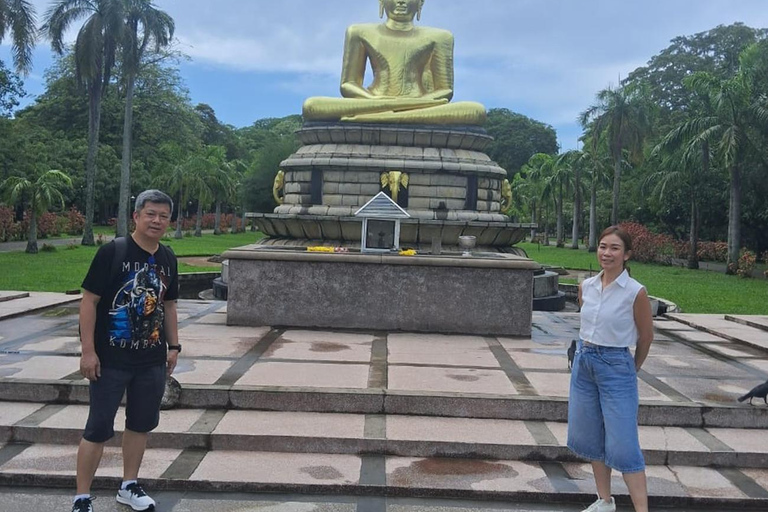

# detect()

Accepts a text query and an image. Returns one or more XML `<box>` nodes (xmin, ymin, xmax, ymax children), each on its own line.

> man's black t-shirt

<box><xmin>81</xmin><ymin>236</ymin><xmax>178</xmax><ymax>369</ymax></box>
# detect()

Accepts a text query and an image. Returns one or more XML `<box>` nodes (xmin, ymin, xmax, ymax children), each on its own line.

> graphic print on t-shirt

<box><xmin>109</xmin><ymin>256</ymin><xmax>169</xmax><ymax>350</ymax></box>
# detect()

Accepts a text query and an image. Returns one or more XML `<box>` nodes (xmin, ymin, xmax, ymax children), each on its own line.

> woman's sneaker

<box><xmin>116</xmin><ymin>483</ymin><xmax>156</xmax><ymax>511</ymax></box>
<box><xmin>71</xmin><ymin>497</ymin><xmax>94</xmax><ymax>512</ymax></box>
<box><xmin>582</xmin><ymin>496</ymin><xmax>616</xmax><ymax>512</ymax></box>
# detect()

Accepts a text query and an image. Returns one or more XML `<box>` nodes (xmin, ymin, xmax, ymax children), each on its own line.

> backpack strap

<box><xmin>111</xmin><ymin>237</ymin><xmax>128</xmax><ymax>283</ymax></box>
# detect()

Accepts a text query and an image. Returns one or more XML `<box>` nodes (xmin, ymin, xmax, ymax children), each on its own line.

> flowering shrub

<box><xmin>66</xmin><ymin>207</ymin><xmax>85</xmax><ymax>235</ymax></box>
<box><xmin>761</xmin><ymin>251</ymin><xmax>768</xmax><ymax>265</ymax></box>
<box><xmin>731</xmin><ymin>249</ymin><xmax>757</xmax><ymax>278</ymax></box>
<box><xmin>37</xmin><ymin>212</ymin><xmax>60</xmax><ymax>238</ymax></box>
<box><xmin>0</xmin><ymin>206</ymin><xmax>17</xmax><ymax>242</ymax></box>
<box><xmin>618</xmin><ymin>222</ymin><xmax>675</xmax><ymax>264</ymax></box>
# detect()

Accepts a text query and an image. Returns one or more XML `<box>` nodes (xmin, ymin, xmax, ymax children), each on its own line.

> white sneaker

<box><xmin>116</xmin><ymin>483</ymin><xmax>156</xmax><ymax>511</ymax></box>
<box><xmin>582</xmin><ymin>496</ymin><xmax>616</xmax><ymax>512</ymax></box>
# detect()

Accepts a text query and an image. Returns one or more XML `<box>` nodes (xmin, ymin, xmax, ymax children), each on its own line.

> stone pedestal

<box><xmin>224</xmin><ymin>246</ymin><xmax>539</xmax><ymax>336</ymax></box>
<box><xmin>249</xmin><ymin>123</ymin><xmax>531</xmax><ymax>253</ymax></box>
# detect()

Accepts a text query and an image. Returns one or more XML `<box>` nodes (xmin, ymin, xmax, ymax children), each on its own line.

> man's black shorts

<box><xmin>83</xmin><ymin>364</ymin><xmax>166</xmax><ymax>443</ymax></box>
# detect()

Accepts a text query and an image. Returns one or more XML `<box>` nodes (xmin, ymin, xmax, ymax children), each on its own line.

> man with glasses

<box><xmin>72</xmin><ymin>190</ymin><xmax>180</xmax><ymax>512</ymax></box>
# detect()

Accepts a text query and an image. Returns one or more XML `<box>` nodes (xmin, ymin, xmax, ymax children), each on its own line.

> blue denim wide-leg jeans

<box><xmin>567</xmin><ymin>340</ymin><xmax>645</xmax><ymax>473</ymax></box>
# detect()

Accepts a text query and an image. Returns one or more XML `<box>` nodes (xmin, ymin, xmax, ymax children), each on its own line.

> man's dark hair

<box><xmin>134</xmin><ymin>189</ymin><xmax>173</xmax><ymax>213</ymax></box>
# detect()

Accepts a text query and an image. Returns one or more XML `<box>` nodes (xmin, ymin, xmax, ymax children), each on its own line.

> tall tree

<box><xmin>521</xmin><ymin>153</ymin><xmax>556</xmax><ymax>243</ymax></box>
<box><xmin>116</xmin><ymin>0</ymin><xmax>174</xmax><ymax>237</ymax></box>
<box><xmin>0</xmin><ymin>59</ymin><xmax>24</xmax><ymax>115</ymax></box>
<box><xmin>484</xmin><ymin>108</ymin><xmax>559</xmax><ymax>178</ymax></box>
<box><xmin>1</xmin><ymin>169</ymin><xmax>72</xmax><ymax>253</ymax></box>
<box><xmin>580</xmin><ymin>85</ymin><xmax>653</xmax><ymax>225</ymax></box>
<box><xmin>0</xmin><ymin>0</ymin><xmax>37</xmax><ymax>73</ymax></box>
<box><xmin>43</xmin><ymin>0</ymin><xmax>122</xmax><ymax>245</ymax></box>
<box><xmin>558</xmin><ymin>150</ymin><xmax>587</xmax><ymax>249</ymax></box>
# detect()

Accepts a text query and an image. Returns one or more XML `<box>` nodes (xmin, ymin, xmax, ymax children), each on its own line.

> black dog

<box><xmin>567</xmin><ymin>339</ymin><xmax>577</xmax><ymax>370</ymax></box>
<box><xmin>738</xmin><ymin>380</ymin><xmax>768</xmax><ymax>405</ymax></box>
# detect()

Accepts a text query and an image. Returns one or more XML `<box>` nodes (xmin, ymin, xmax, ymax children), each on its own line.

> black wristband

<box><xmin>168</xmin><ymin>344</ymin><xmax>182</xmax><ymax>353</ymax></box>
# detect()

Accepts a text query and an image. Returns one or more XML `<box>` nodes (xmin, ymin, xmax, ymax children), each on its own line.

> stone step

<box><xmin>726</xmin><ymin>315</ymin><xmax>768</xmax><ymax>334</ymax></box>
<box><xmin>1</xmin><ymin>403</ymin><xmax>767</xmax><ymax>470</ymax></box>
<box><xmin>664</xmin><ymin>314</ymin><xmax>768</xmax><ymax>352</ymax></box>
<box><xmin>1</xmin><ymin>379</ymin><xmax>767</xmax><ymax>428</ymax></box>
<box><xmin>0</xmin><ymin>292</ymin><xmax>30</xmax><ymax>303</ymax></box>
<box><xmin>0</xmin><ymin>443</ymin><xmax>767</xmax><ymax>510</ymax></box>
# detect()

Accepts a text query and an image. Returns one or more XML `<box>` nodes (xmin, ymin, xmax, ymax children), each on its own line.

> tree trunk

<box><xmin>688</xmin><ymin>194</ymin><xmax>700</xmax><ymax>270</ymax></box>
<box><xmin>214</xmin><ymin>200</ymin><xmax>222</xmax><ymax>235</ymax></box>
<box><xmin>82</xmin><ymin>83</ymin><xmax>103</xmax><ymax>246</ymax></box>
<box><xmin>588</xmin><ymin>176</ymin><xmax>597</xmax><ymax>252</ymax></box>
<box><xmin>530</xmin><ymin>200</ymin><xmax>537</xmax><ymax>242</ymax></box>
<box><xmin>117</xmin><ymin>71</ymin><xmax>137</xmax><ymax>238</ymax></box>
<box><xmin>571</xmin><ymin>166</ymin><xmax>581</xmax><ymax>249</ymax></box>
<box><xmin>26</xmin><ymin>209</ymin><xmax>38</xmax><ymax>254</ymax></box>
<box><xmin>726</xmin><ymin>163</ymin><xmax>742</xmax><ymax>273</ymax></box>
<box><xmin>611</xmin><ymin>146</ymin><xmax>622</xmax><ymax>225</ymax></box>
<box><xmin>556</xmin><ymin>183</ymin><xmax>564</xmax><ymax>248</ymax></box>
<box><xmin>174</xmin><ymin>186</ymin><xmax>184</xmax><ymax>239</ymax></box>
<box><xmin>543</xmin><ymin>204</ymin><xmax>550</xmax><ymax>246</ymax></box>
<box><xmin>241</xmin><ymin>210</ymin><xmax>247</xmax><ymax>234</ymax></box>
<box><xmin>195</xmin><ymin>200</ymin><xmax>203</xmax><ymax>237</ymax></box>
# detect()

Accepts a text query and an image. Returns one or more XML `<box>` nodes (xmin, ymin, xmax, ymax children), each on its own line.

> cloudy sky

<box><xmin>3</xmin><ymin>0</ymin><xmax>768</xmax><ymax>150</ymax></box>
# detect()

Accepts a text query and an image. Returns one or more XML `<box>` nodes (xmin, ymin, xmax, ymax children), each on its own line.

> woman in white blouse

<box><xmin>568</xmin><ymin>226</ymin><xmax>654</xmax><ymax>512</ymax></box>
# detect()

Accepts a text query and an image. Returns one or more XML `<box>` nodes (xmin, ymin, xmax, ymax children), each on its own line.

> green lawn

<box><xmin>0</xmin><ymin>231</ymin><xmax>262</xmax><ymax>293</ymax></box>
<box><xmin>519</xmin><ymin>242</ymin><xmax>768</xmax><ymax>315</ymax></box>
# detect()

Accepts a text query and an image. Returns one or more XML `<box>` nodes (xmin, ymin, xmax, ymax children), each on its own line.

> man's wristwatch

<box><xmin>168</xmin><ymin>344</ymin><xmax>182</xmax><ymax>353</ymax></box>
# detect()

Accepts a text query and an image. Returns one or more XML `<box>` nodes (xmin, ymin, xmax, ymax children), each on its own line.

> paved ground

<box><xmin>0</xmin><ymin>296</ymin><xmax>767</xmax><ymax>510</ymax></box>
<box><xmin>0</xmin><ymin>487</ymin><xmax>752</xmax><ymax>512</ymax></box>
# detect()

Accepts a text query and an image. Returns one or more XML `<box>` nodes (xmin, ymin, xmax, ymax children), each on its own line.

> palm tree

<box><xmin>1</xmin><ymin>169</ymin><xmax>72</xmax><ymax>253</ymax></box>
<box><xmin>557</xmin><ymin>150</ymin><xmax>589</xmax><ymax>250</ymax></box>
<box><xmin>43</xmin><ymin>0</ymin><xmax>122</xmax><ymax>246</ymax></box>
<box><xmin>0</xmin><ymin>0</ymin><xmax>37</xmax><ymax>73</ymax></box>
<box><xmin>543</xmin><ymin>154</ymin><xmax>575</xmax><ymax>248</ymax></box>
<box><xmin>521</xmin><ymin>153</ymin><xmax>556</xmax><ymax>244</ymax></box>
<box><xmin>153</xmin><ymin>143</ymin><xmax>191</xmax><ymax>239</ymax></box>
<box><xmin>680</xmin><ymin>69</ymin><xmax>765</xmax><ymax>271</ymax></box>
<box><xmin>116</xmin><ymin>0</ymin><xmax>174</xmax><ymax>237</ymax></box>
<box><xmin>580</xmin><ymin>85</ymin><xmax>653</xmax><ymax>225</ymax></box>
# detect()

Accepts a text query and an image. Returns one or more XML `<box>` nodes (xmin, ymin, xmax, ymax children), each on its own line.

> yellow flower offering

<box><xmin>307</xmin><ymin>246</ymin><xmax>335</xmax><ymax>253</ymax></box>
<box><xmin>399</xmin><ymin>249</ymin><xmax>417</xmax><ymax>256</ymax></box>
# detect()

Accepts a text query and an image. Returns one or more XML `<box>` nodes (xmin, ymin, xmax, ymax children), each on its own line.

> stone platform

<box><xmin>0</xmin><ymin>296</ymin><xmax>768</xmax><ymax>510</ymax></box>
<box><xmin>223</xmin><ymin>247</ymin><xmax>538</xmax><ymax>336</ymax></box>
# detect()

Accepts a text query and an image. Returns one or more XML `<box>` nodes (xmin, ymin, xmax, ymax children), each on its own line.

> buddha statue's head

<box><xmin>379</xmin><ymin>0</ymin><xmax>425</xmax><ymax>22</ymax></box>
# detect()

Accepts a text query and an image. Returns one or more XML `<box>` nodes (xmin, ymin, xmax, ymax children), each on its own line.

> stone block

<box><xmin>437</xmin><ymin>186</ymin><xmax>467</xmax><ymax>199</ymax></box>
<box><xmin>360</xmin><ymin>184</ymin><xmax>381</xmax><ymax>196</ymax></box>
<box><xmin>358</xmin><ymin>172</ymin><xmax>382</xmax><ymax>184</ymax></box>
<box><xmin>319</xmin><ymin>220</ymin><xmax>342</xmax><ymax>239</ymax></box>
<box><xmin>324</xmin><ymin>182</ymin><xmax>340</xmax><ymax>194</ymax></box>
<box><xmin>433</xmin><ymin>175</ymin><xmax>466</xmax><ymax>187</ymax></box>
<box><xmin>326</xmin><ymin>207</ymin><xmax>352</xmax><ymax>217</ymax></box>
<box><xmin>401</xmin><ymin>146</ymin><xmax>424</xmax><ymax>159</ymax></box>
<box><xmin>346</xmin><ymin>128</ymin><xmax>363</xmax><ymax>144</ymax></box>
<box><xmin>329</xmin><ymin>129</ymin><xmax>346</xmax><ymax>143</ymax></box>
<box><xmin>459</xmin><ymin>163</ymin><xmax>480</xmax><ymax>173</ymax></box>
<box><xmin>301</xmin><ymin>221</ymin><xmax>323</xmax><ymax>240</ymax></box>
<box><xmin>350</xmin><ymin>145</ymin><xmax>371</xmax><ymax>158</ymax></box>
<box><xmin>442</xmin><ymin>162</ymin><xmax>461</xmax><ymax>172</ymax></box>
<box><xmin>306</xmin><ymin>206</ymin><xmax>330</xmax><ymax>216</ymax></box>
<box><xmin>324</xmin><ymin>171</ymin><xmax>343</xmax><ymax>182</ymax></box>
<box><xmin>360</xmin><ymin>129</ymin><xmax>377</xmax><ymax>145</ymax></box>
<box><xmin>413</xmin><ymin>131</ymin><xmax>432</xmax><ymax>147</ymax></box>
<box><xmin>447</xmin><ymin>132</ymin><xmax>465</xmax><ymax>148</ymax></box>
<box><xmin>455</xmin><ymin>211</ymin><xmax>481</xmax><ymax>221</ymax></box>
<box><xmin>340</xmin><ymin>219</ymin><xmax>362</xmax><ymax>240</ymax></box>
<box><xmin>293</xmin><ymin>170</ymin><xmax>312</xmax><ymax>182</ymax></box>
<box><xmin>339</xmin><ymin>183</ymin><xmax>362</xmax><ymax>195</ymax></box>
<box><xmin>440</xmin><ymin>148</ymin><xmax>458</xmax><ymax>161</ymax></box>
<box><xmin>408</xmin><ymin>185</ymin><xmax>433</xmax><ymax>197</ymax></box>
<box><xmin>283</xmin><ymin>183</ymin><xmax>301</xmax><ymax>194</ymax></box>
<box><xmin>383</xmin><ymin>159</ymin><xmax>406</xmax><ymax>170</ymax></box>
<box><xmin>399</xmin><ymin>222</ymin><xmax>419</xmax><ymax>243</ymax></box>
<box><xmin>431</xmin><ymin>131</ymin><xmax>449</xmax><ymax>147</ymax></box>
<box><xmin>369</xmin><ymin>146</ymin><xmax>389</xmax><ymax>159</ymax></box>
<box><xmin>310</xmin><ymin>157</ymin><xmax>331</xmax><ymax>167</ymax></box>
<box><xmin>341</xmin><ymin>195</ymin><xmax>361</xmax><ymax>206</ymax></box>
<box><xmin>284</xmin><ymin>219</ymin><xmax>306</xmax><ymax>238</ymax></box>
<box><xmin>396</xmin><ymin>129</ymin><xmax>415</xmax><ymax>146</ymax></box>
<box><xmin>423</xmin><ymin>148</ymin><xmax>441</xmax><ymax>160</ymax></box>
<box><xmin>476</xmin><ymin>200</ymin><xmax>490</xmax><ymax>211</ymax></box>
<box><xmin>408</xmin><ymin>174</ymin><xmax>431</xmax><ymax>186</ymax></box>
<box><xmin>328</xmin><ymin>157</ymin><xmax>350</xmax><ymax>168</ymax></box>
<box><xmin>226</xmin><ymin>254</ymin><xmax>535</xmax><ymax>336</ymax></box>
<box><xmin>379</xmin><ymin>129</ymin><xmax>398</xmax><ymax>145</ymax></box>
<box><xmin>407</xmin><ymin>197</ymin><xmax>431</xmax><ymax>209</ymax></box>
<box><xmin>324</xmin><ymin>194</ymin><xmax>343</xmax><ymax>206</ymax></box>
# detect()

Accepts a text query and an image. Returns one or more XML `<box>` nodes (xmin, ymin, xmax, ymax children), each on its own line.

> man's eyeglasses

<box><xmin>143</xmin><ymin>211</ymin><xmax>171</xmax><ymax>222</ymax></box>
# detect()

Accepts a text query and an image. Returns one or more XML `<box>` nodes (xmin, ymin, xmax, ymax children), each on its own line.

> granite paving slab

<box><xmin>666</xmin><ymin>314</ymin><xmax>768</xmax><ymax>351</ymax></box>
<box><xmin>0</xmin><ymin>292</ymin><xmax>80</xmax><ymax>321</ymax></box>
<box><xmin>726</xmin><ymin>315</ymin><xmax>768</xmax><ymax>332</ymax></box>
<box><xmin>388</xmin><ymin>366</ymin><xmax>517</xmax><ymax>395</ymax></box>
<box><xmin>190</xmin><ymin>451</ymin><xmax>362</xmax><ymax>485</ymax></box>
<box><xmin>214</xmin><ymin>411</ymin><xmax>366</xmax><ymax>438</ymax></box>
<box><xmin>388</xmin><ymin>334</ymin><xmax>500</xmax><ymax>368</ymax></box>
<box><xmin>263</xmin><ymin>331</ymin><xmax>375</xmax><ymax>363</ymax></box>
<box><xmin>0</xmin><ymin>444</ymin><xmax>181</xmax><ymax>478</ymax></box>
<box><xmin>236</xmin><ymin>362</ymin><xmax>371</xmax><ymax>388</ymax></box>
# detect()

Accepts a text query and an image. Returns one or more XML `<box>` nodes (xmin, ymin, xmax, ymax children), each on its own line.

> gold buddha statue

<box><xmin>302</xmin><ymin>0</ymin><xmax>487</xmax><ymax>125</ymax></box>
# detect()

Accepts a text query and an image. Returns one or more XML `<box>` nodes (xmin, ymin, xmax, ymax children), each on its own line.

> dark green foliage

<box><xmin>484</xmin><ymin>108</ymin><xmax>559</xmax><ymax>177</ymax></box>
